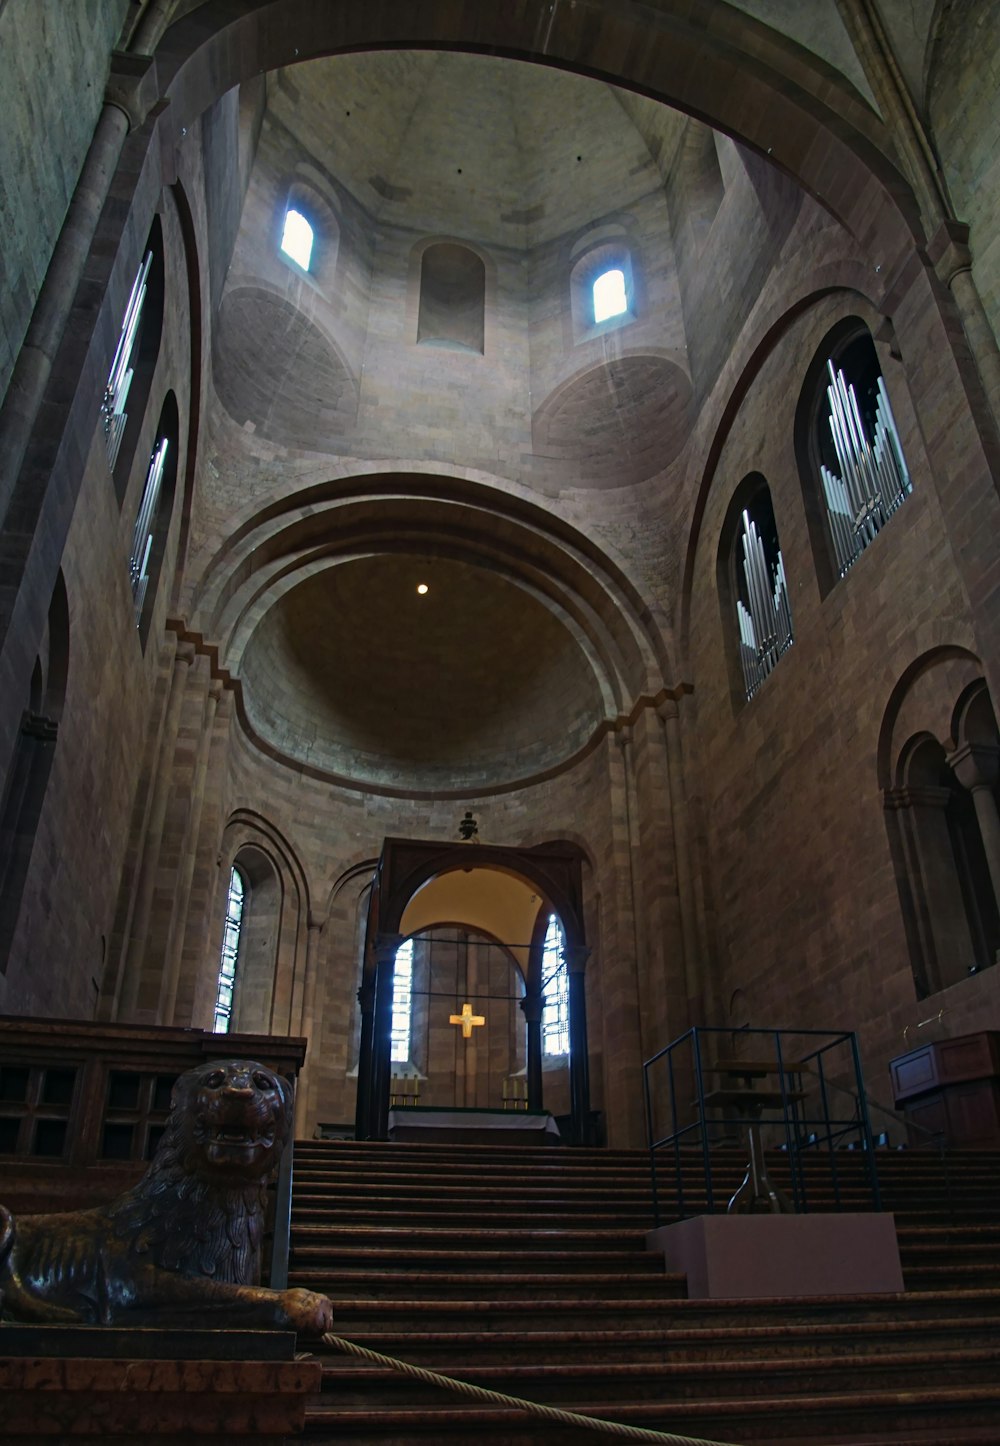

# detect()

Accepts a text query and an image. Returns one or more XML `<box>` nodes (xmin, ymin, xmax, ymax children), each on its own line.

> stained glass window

<box><xmin>213</xmin><ymin>867</ymin><xmax>245</xmax><ymax>1033</ymax></box>
<box><xmin>390</xmin><ymin>938</ymin><xmax>414</xmax><ymax>1063</ymax></box>
<box><xmin>541</xmin><ymin>913</ymin><xmax>570</xmax><ymax>1056</ymax></box>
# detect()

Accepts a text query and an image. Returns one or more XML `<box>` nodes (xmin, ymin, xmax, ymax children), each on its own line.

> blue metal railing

<box><xmin>643</xmin><ymin>1026</ymin><xmax>883</xmax><ymax>1226</ymax></box>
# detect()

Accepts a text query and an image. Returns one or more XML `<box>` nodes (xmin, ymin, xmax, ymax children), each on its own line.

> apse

<box><xmin>238</xmin><ymin>553</ymin><xmax>608</xmax><ymax>792</ymax></box>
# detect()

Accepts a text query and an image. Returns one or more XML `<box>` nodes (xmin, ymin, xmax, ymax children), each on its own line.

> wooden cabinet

<box><xmin>890</xmin><ymin>1032</ymin><xmax>1000</xmax><ymax>1148</ymax></box>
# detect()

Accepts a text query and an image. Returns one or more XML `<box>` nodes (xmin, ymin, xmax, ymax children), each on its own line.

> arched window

<box><xmin>130</xmin><ymin>391</ymin><xmax>178</xmax><ymax>646</ymax></box>
<box><xmin>721</xmin><ymin>479</ymin><xmax>793</xmax><ymax>702</ymax></box>
<box><xmin>541</xmin><ymin>914</ymin><xmax>570</xmax><ymax>1057</ymax></box>
<box><xmin>592</xmin><ymin>267</ymin><xmax>627</xmax><ymax>323</ymax></box>
<box><xmin>417</xmin><ymin>243</ymin><xmax>486</xmax><ymax>354</ymax></box>
<box><xmin>797</xmin><ymin>323</ymin><xmax>912</xmax><ymax>587</ymax></box>
<box><xmin>280</xmin><ymin>207</ymin><xmax>314</xmax><ymax>271</ymax></box>
<box><xmin>390</xmin><ymin>937</ymin><xmax>414</xmax><ymax>1063</ymax></box>
<box><xmin>569</xmin><ymin>230</ymin><xmax>637</xmax><ymax>341</ymax></box>
<box><xmin>213</xmin><ymin>867</ymin><xmax>245</xmax><ymax>1033</ymax></box>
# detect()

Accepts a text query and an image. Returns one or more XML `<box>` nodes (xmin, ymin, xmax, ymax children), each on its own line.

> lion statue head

<box><xmin>105</xmin><ymin>1059</ymin><xmax>294</xmax><ymax>1283</ymax></box>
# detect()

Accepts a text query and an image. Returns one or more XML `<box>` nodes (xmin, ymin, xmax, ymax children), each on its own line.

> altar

<box><xmin>387</xmin><ymin>1105</ymin><xmax>562</xmax><ymax>1145</ymax></box>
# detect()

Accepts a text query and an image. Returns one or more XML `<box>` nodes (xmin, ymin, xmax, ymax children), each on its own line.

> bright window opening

<box><xmin>213</xmin><ymin>867</ymin><xmax>245</xmax><ymax>1033</ymax></box>
<box><xmin>592</xmin><ymin>268</ymin><xmax>627</xmax><ymax>324</ymax></box>
<box><xmin>390</xmin><ymin>938</ymin><xmax>414</xmax><ymax>1063</ymax></box>
<box><xmin>280</xmin><ymin>208</ymin><xmax>314</xmax><ymax>271</ymax></box>
<box><xmin>541</xmin><ymin>914</ymin><xmax>570</xmax><ymax>1057</ymax></box>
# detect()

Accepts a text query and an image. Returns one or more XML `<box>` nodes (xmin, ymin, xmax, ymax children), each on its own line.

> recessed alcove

<box><xmin>238</xmin><ymin>554</ymin><xmax>608</xmax><ymax>792</ymax></box>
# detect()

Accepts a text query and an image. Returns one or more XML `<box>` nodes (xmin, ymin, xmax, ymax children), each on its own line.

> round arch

<box><xmin>154</xmin><ymin>0</ymin><xmax>920</xmax><ymax>264</ymax></box>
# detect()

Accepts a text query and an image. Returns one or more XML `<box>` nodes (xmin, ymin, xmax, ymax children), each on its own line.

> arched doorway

<box><xmin>355</xmin><ymin>836</ymin><xmax>592</xmax><ymax>1143</ymax></box>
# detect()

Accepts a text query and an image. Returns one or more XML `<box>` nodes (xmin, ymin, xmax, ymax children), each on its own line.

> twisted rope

<box><xmin>320</xmin><ymin>1332</ymin><xmax>746</xmax><ymax>1446</ymax></box>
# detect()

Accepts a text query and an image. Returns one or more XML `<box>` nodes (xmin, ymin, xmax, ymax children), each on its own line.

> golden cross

<box><xmin>449</xmin><ymin>1001</ymin><xmax>486</xmax><ymax>1039</ymax></box>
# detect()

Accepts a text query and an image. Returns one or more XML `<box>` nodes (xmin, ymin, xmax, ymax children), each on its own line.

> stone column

<box><xmin>930</xmin><ymin>223</ymin><xmax>1000</xmax><ymax>436</ymax></box>
<box><xmin>947</xmin><ymin>743</ymin><xmax>1000</xmax><ymax>910</ymax></box>
<box><xmin>658</xmin><ymin>699</ymin><xmax>700</xmax><ymax>1006</ymax></box>
<box><xmin>159</xmin><ymin>677</ymin><xmax>223</xmax><ymax>1023</ymax></box>
<box><xmin>116</xmin><ymin>638</ymin><xmax>194</xmax><ymax>1019</ymax></box>
<box><xmin>297</xmin><ymin>914</ymin><xmax>325</xmax><ymax>1038</ymax></box>
<box><xmin>892</xmin><ymin>782</ymin><xmax>978</xmax><ymax>994</ymax></box>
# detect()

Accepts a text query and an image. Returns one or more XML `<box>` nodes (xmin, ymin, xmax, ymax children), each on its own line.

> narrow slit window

<box><xmin>390</xmin><ymin>938</ymin><xmax>414</xmax><ymax>1063</ymax></box>
<box><xmin>593</xmin><ymin>268</ymin><xmax>627</xmax><ymax>324</ymax></box>
<box><xmin>213</xmin><ymin>868</ymin><xmax>245</xmax><ymax>1033</ymax></box>
<box><xmin>280</xmin><ymin>208</ymin><xmax>314</xmax><ymax>271</ymax></box>
<box><xmin>541</xmin><ymin>914</ymin><xmax>570</xmax><ymax>1057</ymax></box>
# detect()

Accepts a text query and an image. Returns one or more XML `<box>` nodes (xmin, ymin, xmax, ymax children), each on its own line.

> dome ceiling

<box><xmin>239</xmin><ymin>555</ymin><xmax>608</xmax><ymax>792</ymax></box>
<box><xmin>268</xmin><ymin>51</ymin><xmax>689</xmax><ymax>247</ymax></box>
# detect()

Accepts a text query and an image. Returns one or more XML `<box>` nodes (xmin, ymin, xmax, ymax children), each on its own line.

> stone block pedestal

<box><xmin>646</xmin><ymin>1212</ymin><xmax>904</xmax><ymax>1299</ymax></box>
<box><xmin>0</xmin><ymin>1327</ymin><xmax>321</xmax><ymax>1443</ymax></box>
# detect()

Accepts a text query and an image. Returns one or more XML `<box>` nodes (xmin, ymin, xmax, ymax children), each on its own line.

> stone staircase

<box><xmin>289</xmin><ymin>1140</ymin><xmax>1000</xmax><ymax>1444</ymax></box>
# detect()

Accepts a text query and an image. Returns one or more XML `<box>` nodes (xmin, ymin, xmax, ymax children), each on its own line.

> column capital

<box><xmin>565</xmin><ymin>945</ymin><xmax>591</xmax><ymax>975</ymax></box>
<box><xmin>927</xmin><ymin>219</ymin><xmax>973</xmax><ymax>289</ymax></box>
<box><xmin>884</xmin><ymin>783</ymin><xmax>952</xmax><ymax>811</ymax></box>
<box><xmin>519</xmin><ymin>993</ymin><xmax>544</xmax><ymax>1024</ymax></box>
<box><xmin>374</xmin><ymin>932</ymin><xmax>404</xmax><ymax>963</ymax></box>
<box><xmin>947</xmin><ymin>741</ymin><xmax>1000</xmax><ymax>791</ymax></box>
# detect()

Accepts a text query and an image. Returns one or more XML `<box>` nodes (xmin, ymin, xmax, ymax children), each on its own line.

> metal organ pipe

<box><xmin>736</xmin><ymin>506</ymin><xmax>793</xmax><ymax>701</ymax></box>
<box><xmin>822</xmin><ymin>358</ymin><xmax>912</xmax><ymax>577</ymax></box>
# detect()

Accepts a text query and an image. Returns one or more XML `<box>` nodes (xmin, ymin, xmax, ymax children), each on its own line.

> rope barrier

<box><xmin>320</xmin><ymin>1332</ymin><xmax>747</xmax><ymax>1446</ymax></box>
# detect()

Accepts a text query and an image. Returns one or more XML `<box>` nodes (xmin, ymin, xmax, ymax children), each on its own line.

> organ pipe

<box><xmin>737</xmin><ymin>508</ymin><xmax>793</xmax><ymax>701</ymax></box>
<box><xmin>822</xmin><ymin>360</ymin><xmax>911</xmax><ymax>577</ymax></box>
<box><xmin>129</xmin><ymin>436</ymin><xmax>167</xmax><ymax>623</ymax></box>
<box><xmin>102</xmin><ymin>250</ymin><xmax>152</xmax><ymax>470</ymax></box>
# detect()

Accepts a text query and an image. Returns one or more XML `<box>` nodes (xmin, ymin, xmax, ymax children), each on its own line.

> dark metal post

<box><xmin>371</xmin><ymin>934</ymin><xmax>402</xmax><ymax>1142</ymax></box>
<box><xmin>520</xmin><ymin>991</ymin><xmax>544</xmax><ymax>1112</ymax></box>
<box><xmin>567</xmin><ymin>948</ymin><xmax>591</xmax><ymax>1145</ymax></box>
<box><xmin>692</xmin><ymin>1028</ymin><xmax>714</xmax><ymax>1213</ymax></box>
<box><xmin>354</xmin><ymin>976</ymin><xmax>376</xmax><ymax>1140</ymax></box>
<box><xmin>643</xmin><ymin>1056</ymin><xmax>660</xmax><ymax>1226</ymax></box>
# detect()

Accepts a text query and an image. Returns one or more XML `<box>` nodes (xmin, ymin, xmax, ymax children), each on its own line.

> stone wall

<box><xmin>0</xmin><ymin>0</ymin><xmax>129</xmax><ymax>403</ymax></box>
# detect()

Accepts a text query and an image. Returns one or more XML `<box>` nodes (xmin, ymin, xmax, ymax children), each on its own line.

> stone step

<box><xmin>288</xmin><ymin>1245</ymin><xmax>661</xmax><ymax>1273</ymax></box>
<box><xmin>320</xmin><ymin>1287</ymin><xmax>1000</xmax><ymax>1334</ymax></box>
<box><xmin>313</xmin><ymin>1346</ymin><xmax>1000</xmax><ymax>1406</ymax></box>
<box><xmin>302</xmin><ymin>1383</ymin><xmax>1000</xmax><ymax>1443</ymax></box>
<box><xmin>289</xmin><ymin>1270</ymin><xmax>687</xmax><ymax>1301</ymax></box>
<box><xmin>291</xmin><ymin>1224</ymin><xmax>647</xmax><ymax>1250</ymax></box>
<box><xmin>317</xmin><ymin>1314</ymin><xmax>1000</xmax><ymax>1367</ymax></box>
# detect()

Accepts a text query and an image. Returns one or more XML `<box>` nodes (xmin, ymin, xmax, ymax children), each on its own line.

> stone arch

<box><xmin>155</xmin><ymin>1</ymin><xmax>920</xmax><ymax>260</ymax></box>
<box><xmin>880</xmin><ymin>650</ymin><xmax>1000</xmax><ymax>998</ymax></box>
<box><xmin>213</xmin><ymin>810</ymin><xmax>310</xmax><ymax>1036</ymax></box>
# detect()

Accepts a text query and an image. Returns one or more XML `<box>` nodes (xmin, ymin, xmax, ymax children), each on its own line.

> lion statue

<box><xmin>0</xmin><ymin>1059</ymin><xmax>333</xmax><ymax>1336</ymax></box>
